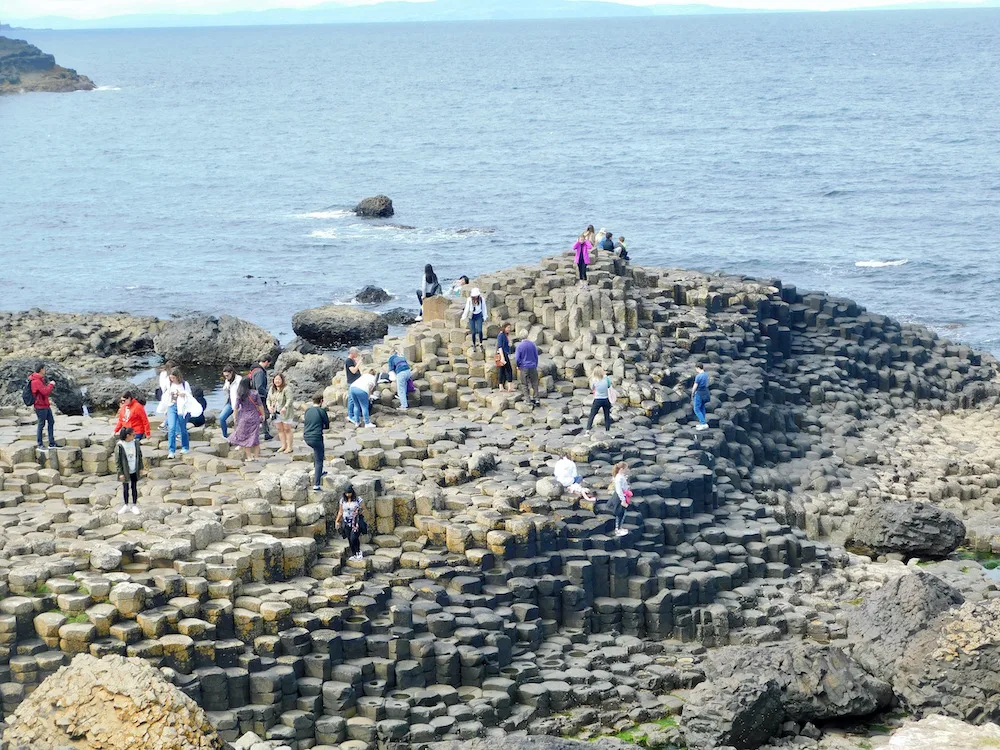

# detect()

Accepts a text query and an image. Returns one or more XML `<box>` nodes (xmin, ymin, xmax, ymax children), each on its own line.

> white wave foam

<box><xmin>855</xmin><ymin>259</ymin><xmax>909</xmax><ymax>268</ymax></box>
<box><xmin>309</xmin><ymin>229</ymin><xmax>338</xmax><ymax>239</ymax></box>
<box><xmin>94</xmin><ymin>86</ymin><xmax>121</xmax><ymax>91</ymax></box>
<box><xmin>294</xmin><ymin>209</ymin><xmax>353</xmax><ymax>219</ymax></box>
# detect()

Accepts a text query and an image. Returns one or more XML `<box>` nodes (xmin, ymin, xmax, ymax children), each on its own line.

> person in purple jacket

<box><xmin>515</xmin><ymin>338</ymin><xmax>539</xmax><ymax>406</ymax></box>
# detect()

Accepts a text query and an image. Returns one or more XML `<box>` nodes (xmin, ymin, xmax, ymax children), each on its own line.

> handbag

<box><xmin>607</xmin><ymin>380</ymin><xmax>618</xmax><ymax>406</ymax></box>
<box><xmin>494</xmin><ymin>350</ymin><xmax>506</xmax><ymax>368</ymax></box>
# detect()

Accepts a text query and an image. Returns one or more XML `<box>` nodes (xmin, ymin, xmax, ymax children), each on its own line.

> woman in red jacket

<box><xmin>113</xmin><ymin>391</ymin><xmax>151</xmax><ymax>442</ymax></box>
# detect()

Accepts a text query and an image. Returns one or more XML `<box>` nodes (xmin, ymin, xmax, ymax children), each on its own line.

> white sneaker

<box><xmin>358</xmin><ymin>551</ymin><xmax>364</xmax><ymax>560</ymax></box>
<box><xmin>364</xmin><ymin>423</ymin><xmax>375</xmax><ymax>429</ymax></box>
<box><xmin>312</xmin><ymin>485</ymin><xmax>321</xmax><ymax>491</ymax></box>
<box><xmin>130</xmin><ymin>505</ymin><xmax>140</xmax><ymax>515</ymax></box>
<box><xmin>180</xmin><ymin>448</ymin><xmax>190</xmax><ymax>454</ymax></box>
<box><xmin>347</xmin><ymin>417</ymin><xmax>358</xmax><ymax>426</ymax></box>
<box><xmin>167</xmin><ymin>452</ymin><xmax>175</xmax><ymax>459</ymax></box>
<box><xmin>695</xmin><ymin>423</ymin><xmax>709</xmax><ymax>431</ymax></box>
<box><xmin>117</xmin><ymin>505</ymin><xmax>128</xmax><ymax>515</ymax></box>
<box><xmin>615</xmin><ymin>528</ymin><xmax>628</xmax><ymax>537</ymax></box>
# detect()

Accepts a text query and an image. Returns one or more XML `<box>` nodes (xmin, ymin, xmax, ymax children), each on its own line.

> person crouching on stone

<box><xmin>554</xmin><ymin>456</ymin><xmax>595</xmax><ymax>502</ymax></box>
<box><xmin>336</xmin><ymin>485</ymin><xmax>366</xmax><ymax>561</ymax></box>
<box><xmin>115</xmin><ymin>427</ymin><xmax>144</xmax><ymax>515</ymax></box>
<box><xmin>612</xmin><ymin>461</ymin><xmax>632</xmax><ymax>536</ymax></box>
<box><xmin>114</xmin><ymin>390</ymin><xmax>150</xmax><ymax>444</ymax></box>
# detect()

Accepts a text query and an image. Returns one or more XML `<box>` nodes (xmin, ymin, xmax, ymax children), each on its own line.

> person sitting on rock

<box><xmin>449</xmin><ymin>275</ymin><xmax>470</xmax><ymax>297</ymax></box>
<box><xmin>614</xmin><ymin>236</ymin><xmax>629</xmax><ymax>261</ymax></box>
<box><xmin>186</xmin><ymin>385</ymin><xmax>208</xmax><ymax>428</ymax></box>
<box><xmin>417</xmin><ymin>264</ymin><xmax>443</xmax><ymax>306</ymax></box>
<box><xmin>113</xmin><ymin>390</ymin><xmax>150</xmax><ymax>443</ymax></box>
<box><xmin>554</xmin><ymin>456</ymin><xmax>595</xmax><ymax>502</ymax></box>
<box><xmin>599</xmin><ymin>231</ymin><xmax>615</xmax><ymax>254</ymax></box>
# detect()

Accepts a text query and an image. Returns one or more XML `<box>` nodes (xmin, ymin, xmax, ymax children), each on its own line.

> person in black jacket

<box><xmin>115</xmin><ymin>427</ymin><xmax>144</xmax><ymax>514</ymax></box>
<box><xmin>302</xmin><ymin>392</ymin><xmax>330</xmax><ymax>491</ymax></box>
<box><xmin>248</xmin><ymin>356</ymin><xmax>273</xmax><ymax>440</ymax></box>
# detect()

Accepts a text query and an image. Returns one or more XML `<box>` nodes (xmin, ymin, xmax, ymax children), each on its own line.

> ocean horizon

<box><xmin>2</xmin><ymin>10</ymin><xmax>1000</xmax><ymax>351</ymax></box>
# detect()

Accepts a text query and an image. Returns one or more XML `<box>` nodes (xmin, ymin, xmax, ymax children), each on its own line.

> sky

<box><xmin>2</xmin><ymin>0</ymin><xmax>993</xmax><ymax>20</ymax></box>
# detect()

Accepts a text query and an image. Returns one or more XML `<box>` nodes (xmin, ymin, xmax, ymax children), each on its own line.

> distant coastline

<box><xmin>8</xmin><ymin>0</ymin><xmax>1000</xmax><ymax>31</ymax></box>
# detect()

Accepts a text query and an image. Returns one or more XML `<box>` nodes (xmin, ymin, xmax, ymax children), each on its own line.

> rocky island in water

<box><xmin>2</xmin><ymin>251</ymin><xmax>1000</xmax><ymax>749</ymax></box>
<box><xmin>0</xmin><ymin>36</ymin><xmax>95</xmax><ymax>94</ymax></box>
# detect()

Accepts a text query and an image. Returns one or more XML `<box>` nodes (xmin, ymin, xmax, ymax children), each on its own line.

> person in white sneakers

<box><xmin>553</xmin><ymin>456</ymin><xmax>595</xmax><ymax>502</ymax></box>
<box><xmin>335</xmin><ymin>485</ymin><xmax>366</xmax><ymax>560</ymax></box>
<box><xmin>156</xmin><ymin>368</ymin><xmax>203</xmax><ymax>458</ymax></box>
<box><xmin>115</xmin><ymin>427</ymin><xmax>144</xmax><ymax>515</ymax></box>
<box><xmin>612</xmin><ymin>461</ymin><xmax>632</xmax><ymax>536</ymax></box>
<box><xmin>348</xmin><ymin>369</ymin><xmax>378</xmax><ymax>428</ymax></box>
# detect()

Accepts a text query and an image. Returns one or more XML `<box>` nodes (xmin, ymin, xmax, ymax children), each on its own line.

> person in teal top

<box><xmin>692</xmin><ymin>363</ymin><xmax>710</xmax><ymax>431</ymax></box>
<box><xmin>302</xmin><ymin>392</ymin><xmax>330</xmax><ymax>490</ymax></box>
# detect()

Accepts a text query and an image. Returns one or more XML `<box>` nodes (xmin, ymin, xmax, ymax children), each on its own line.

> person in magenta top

<box><xmin>573</xmin><ymin>234</ymin><xmax>592</xmax><ymax>284</ymax></box>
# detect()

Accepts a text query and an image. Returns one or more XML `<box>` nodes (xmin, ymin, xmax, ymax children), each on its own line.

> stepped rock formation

<box><xmin>0</xmin><ymin>253</ymin><xmax>996</xmax><ymax>749</ymax></box>
<box><xmin>3</xmin><ymin>653</ymin><xmax>223</xmax><ymax>749</ymax></box>
<box><xmin>0</xmin><ymin>36</ymin><xmax>95</xmax><ymax>94</ymax></box>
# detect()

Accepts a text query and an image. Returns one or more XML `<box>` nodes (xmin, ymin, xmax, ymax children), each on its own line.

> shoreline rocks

<box><xmin>153</xmin><ymin>314</ymin><xmax>280</xmax><ymax>367</ymax></box>
<box><xmin>0</xmin><ymin>252</ymin><xmax>998</xmax><ymax>750</ymax></box>
<box><xmin>846</xmin><ymin>501</ymin><xmax>966</xmax><ymax>560</ymax></box>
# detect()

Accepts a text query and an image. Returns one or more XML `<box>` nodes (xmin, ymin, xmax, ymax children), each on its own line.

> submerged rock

<box><xmin>354</xmin><ymin>194</ymin><xmax>394</xmax><ymax>218</ymax></box>
<box><xmin>847</xmin><ymin>500</ymin><xmax>966</xmax><ymax>559</ymax></box>
<box><xmin>153</xmin><ymin>314</ymin><xmax>280</xmax><ymax>367</ymax></box>
<box><xmin>355</xmin><ymin>284</ymin><xmax>392</xmax><ymax>304</ymax></box>
<box><xmin>292</xmin><ymin>304</ymin><xmax>388</xmax><ymax>347</ymax></box>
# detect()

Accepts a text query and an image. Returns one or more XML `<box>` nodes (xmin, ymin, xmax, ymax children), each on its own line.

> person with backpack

<box><xmin>303</xmin><ymin>392</ymin><xmax>330</xmax><ymax>490</ymax></box>
<box><xmin>335</xmin><ymin>484</ymin><xmax>366</xmax><ymax>561</ymax></box>
<box><xmin>387</xmin><ymin>349</ymin><xmax>412</xmax><ymax>410</ymax></box>
<box><xmin>614</xmin><ymin>236</ymin><xmax>629</xmax><ymax>261</ymax></box>
<box><xmin>598</xmin><ymin>231</ymin><xmax>615</xmax><ymax>254</ymax></box>
<box><xmin>186</xmin><ymin>385</ymin><xmax>209</xmax><ymax>428</ymax></box>
<box><xmin>573</xmin><ymin>234</ymin><xmax>592</xmax><ymax>284</ymax></box>
<box><xmin>26</xmin><ymin>364</ymin><xmax>57</xmax><ymax>450</ymax></box>
<box><xmin>113</xmin><ymin>390</ymin><xmax>150</xmax><ymax>443</ymax></box>
<box><xmin>611</xmin><ymin>462</ymin><xmax>632</xmax><ymax>537</ymax></box>
<box><xmin>248</xmin><ymin>356</ymin><xmax>273</xmax><ymax>441</ymax></box>
<box><xmin>585</xmin><ymin>366</ymin><xmax>613</xmax><ymax>435</ymax></box>
<box><xmin>417</xmin><ymin>264</ymin><xmax>443</xmax><ymax>306</ymax></box>
<box><xmin>115</xmin><ymin>427</ymin><xmax>144</xmax><ymax>515</ymax></box>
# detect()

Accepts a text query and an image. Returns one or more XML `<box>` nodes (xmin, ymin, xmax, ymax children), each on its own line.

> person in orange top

<box><xmin>113</xmin><ymin>390</ymin><xmax>151</xmax><ymax>442</ymax></box>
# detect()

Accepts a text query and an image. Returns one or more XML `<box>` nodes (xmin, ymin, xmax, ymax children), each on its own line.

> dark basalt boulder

<box><xmin>355</xmin><ymin>285</ymin><xmax>392</xmax><ymax>304</ymax></box>
<box><xmin>292</xmin><ymin>305</ymin><xmax>388</xmax><ymax>348</ymax></box>
<box><xmin>381</xmin><ymin>308</ymin><xmax>419</xmax><ymax>326</ymax></box>
<box><xmin>153</xmin><ymin>315</ymin><xmax>280</xmax><ymax>367</ymax></box>
<box><xmin>0</xmin><ymin>357</ymin><xmax>84</xmax><ymax>416</ymax></box>
<box><xmin>847</xmin><ymin>500</ymin><xmax>966</xmax><ymax>559</ymax></box>
<box><xmin>354</xmin><ymin>195</ymin><xmax>394</xmax><ymax>218</ymax></box>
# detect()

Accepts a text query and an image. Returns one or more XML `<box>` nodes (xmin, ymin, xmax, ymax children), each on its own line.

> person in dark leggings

<box><xmin>336</xmin><ymin>486</ymin><xmax>365</xmax><ymax>561</ymax></box>
<box><xmin>573</xmin><ymin>234</ymin><xmax>592</xmax><ymax>284</ymax></box>
<box><xmin>585</xmin><ymin>366</ymin><xmax>613</xmax><ymax>434</ymax></box>
<box><xmin>496</xmin><ymin>322</ymin><xmax>514</xmax><ymax>392</ymax></box>
<box><xmin>302</xmin><ymin>392</ymin><xmax>330</xmax><ymax>491</ymax></box>
<box><xmin>115</xmin><ymin>427</ymin><xmax>143</xmax><ymax>515</ymax></box>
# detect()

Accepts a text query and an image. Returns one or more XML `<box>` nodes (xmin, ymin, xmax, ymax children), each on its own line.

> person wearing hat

<box><xmin>461</xmin><ymin>287</ymin><xmax>488</xmax><ymax>352</ymax></box>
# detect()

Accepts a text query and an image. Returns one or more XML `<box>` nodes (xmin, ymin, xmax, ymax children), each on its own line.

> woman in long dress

<box><xmin>229</xmin><ymin>378</ymin><xmax>263</xmax><ymax>460</ymax></box>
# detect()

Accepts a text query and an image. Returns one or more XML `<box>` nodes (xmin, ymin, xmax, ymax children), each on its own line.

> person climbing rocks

<box><xmin>585</xmin><ymin>366</ymin><xmax>613</xmax><ymax>435</ymax></box>
<box><xmin>387</xmin><ymin>349</ymin><xmax>412</xmax><ymax>409</ymax></box>
<box><xmin>348</xmin><ymin>369</ymin><xmax>378</xmax><ymax>428</ymax></box>
<box><xmin>692</xmin><ymin>362</ymin><xmax>710</xmax><ymax>431</ymax></box>
<box><xmin>302</xmin><ymin>392</ymin><xmax>330</xmax><ymax>491</ymax></box>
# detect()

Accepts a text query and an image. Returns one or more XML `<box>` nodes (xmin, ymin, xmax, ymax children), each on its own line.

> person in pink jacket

<box><xmin>573</xmin><ymin>234</ymin><xmax>592</xmax><ymax>284</ymax></box>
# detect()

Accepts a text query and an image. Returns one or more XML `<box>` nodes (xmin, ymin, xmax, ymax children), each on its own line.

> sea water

<box><xmin>2</xmin><ymin>11</ymin><xmax>1000</xmax><ymax>350</ymax></box>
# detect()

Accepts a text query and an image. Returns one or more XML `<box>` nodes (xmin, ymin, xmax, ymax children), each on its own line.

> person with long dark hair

<box><xmin>335</xmin><ymin>485</ymin><xmax>365</xmax><ymax>560</ymax></box>
<box><xmin>155</xmin><ymin>367</ymin><xmax>203</xmax><ymax>459</ymax></box>
<box><xmin>417</xmin><ymin>264</ymin><xmax>442</xmax><ymax>305</ymax></box>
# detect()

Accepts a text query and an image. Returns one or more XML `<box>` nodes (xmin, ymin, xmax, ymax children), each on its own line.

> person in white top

<box><xmin>156</xmin><ymin>360</ymin><xmax>175</xmax><ymax>433</ymax></box>
<box><xmin>348</xmin><ymin>370</ymin><xmax>378</xmax><ymax>428</ymax></box>
<box><xmin>612</xmin><ymin>461</ymin><xmax>632</xmax><ymax>536</ymax></box>
<box><xmin>219</xmin><ymin>364</ymin><xmax>241</xmax><ymax>439</ymax></box>
<box><xmin>553</xmin><ymin>456</ymin><xmax>595</xmax><ymax>502</ymax></box>
<box><xmin>461</xmin><ymin>287</ymin><xmax>488</xmax><ymax>352</ymax></box>
<box><xmin>155</xmin><ymin>368</ymin><xmax>204</xmax><ymax>458</ymax></box>
<box><xmin>335</xmin><ymin>485</ymin><xmax>366</xmax><ymax>560</ymax></box>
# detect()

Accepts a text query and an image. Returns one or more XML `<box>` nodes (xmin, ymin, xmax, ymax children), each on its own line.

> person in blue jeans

<box><xmin>348</xmin><ymin>370</ymin><xmax>377</xmax><ymax>428</ymax></box>
<box><xmin>692</xmin><ymin>363</ymin><xmax>710</xmax><ymax>431</ymax></box>
<box><xmin>302</xmin><ymin>392</ymin><xmax>330</xmax><ymax>490</ymax></box>
<box><xmin>461</xmin><ymin>287</ymin><xmax>488</xmax><ymax>351</ymax></box>
<box><xmin>219</xmin><ymin>364</ymin><xmax>240</xmax><ymax>438</ymax></box>
<box><xmin>387</xmin><ymin>350</ymin><xmax>412</xmax><ymax>409</ymax></box>
<box><xmin>345</xmin><ymin>347</ymin><xmax>362</xmax><ymax>424</ymax></box>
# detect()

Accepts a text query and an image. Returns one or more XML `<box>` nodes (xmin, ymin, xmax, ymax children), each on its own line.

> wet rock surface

<box><xmin>0</xmin><ymin>253</ymin><xmax>997</xmax><ymax>749</ymax></box>
<box><xmin>354</xmin><ymin>195</ymin><xmax>394</xmax><ymax>218</ymax></box>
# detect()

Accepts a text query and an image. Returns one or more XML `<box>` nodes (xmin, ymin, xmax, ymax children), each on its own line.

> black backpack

<box><xmin>21</xmin><ymin>379</ymin><xmax>34</xmax><ymax>407</ymax></box>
